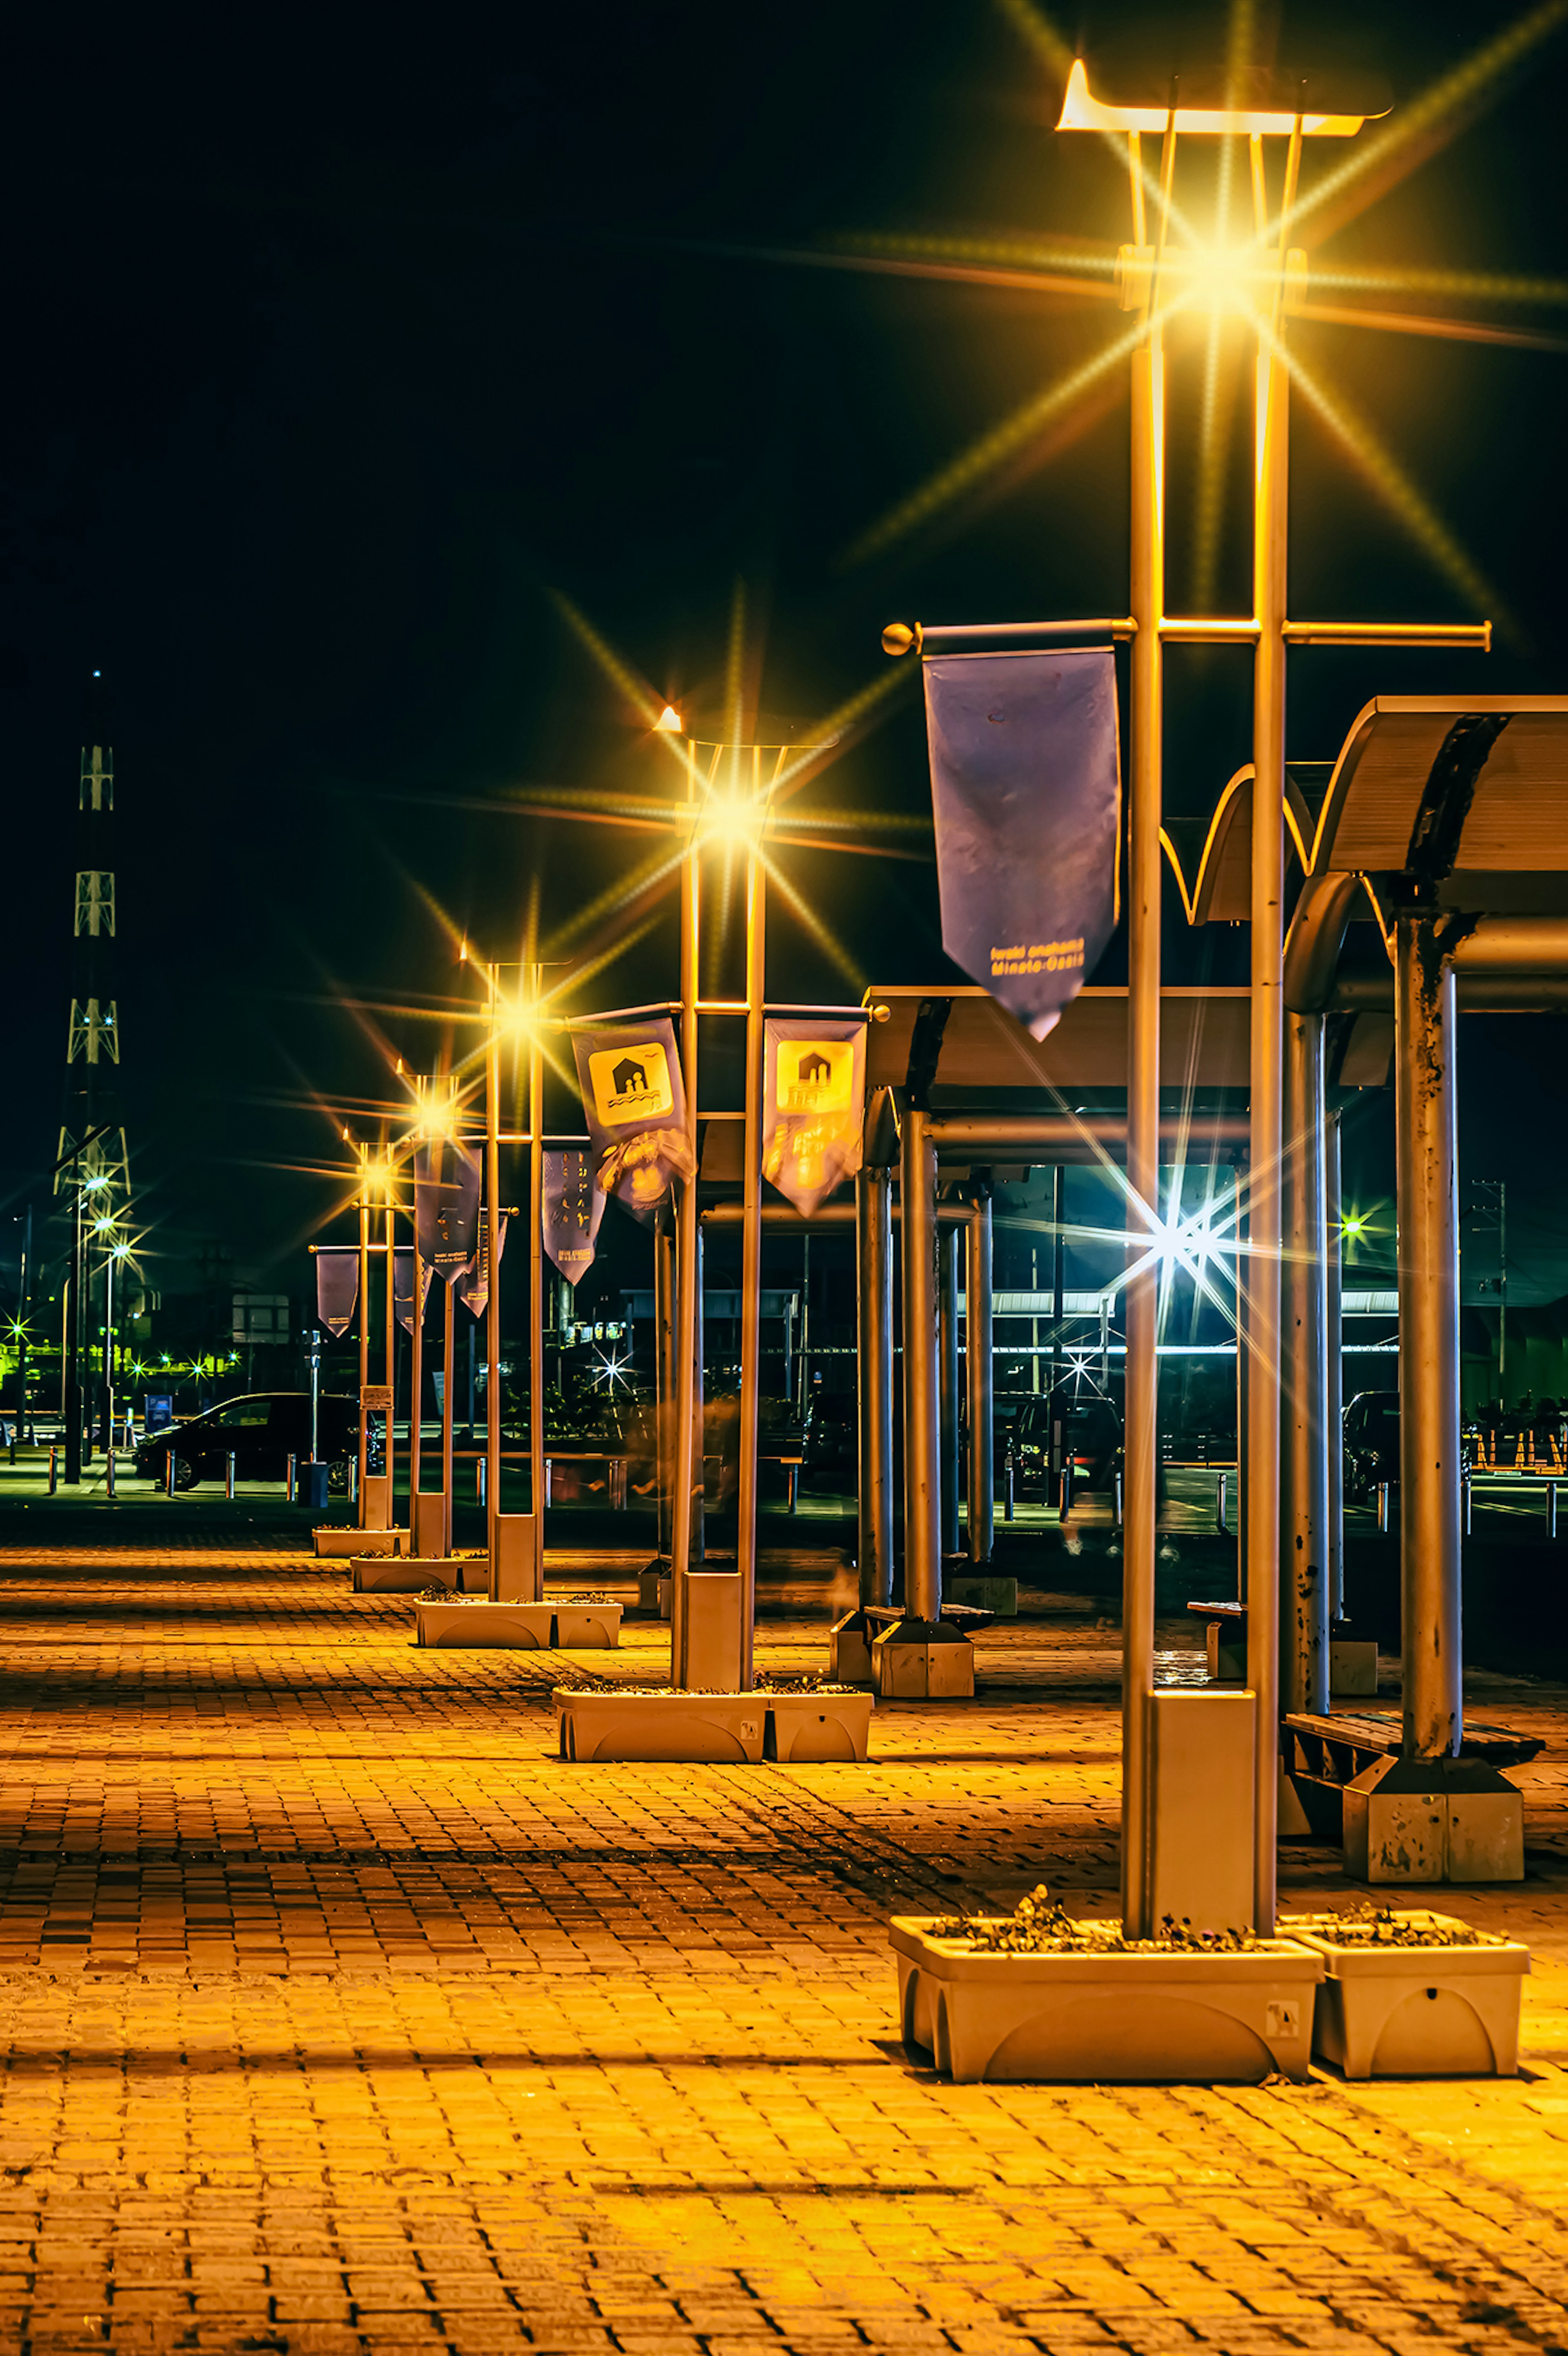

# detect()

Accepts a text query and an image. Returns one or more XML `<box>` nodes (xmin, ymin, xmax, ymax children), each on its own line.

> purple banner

<box><xmin>570</xmin><ymin>1018</ymin><xmax>696</xmax><ymax>1224</ymax></box>
<box><xmin>542</xmin><ymin>1149</ymin><xmax>605</xmax><ymax>1285</ymax></box>
<box><xmin>456</xmin><ymin>1209</ymin><xmax>507</xmax><ymax>1320</ymax></box>
<box><xmin>414</xmin><ymin>1137</ymin><xmax>481</xmax><ymax>1283</ymax></box>
<box><xmin>924</xmin><ymin>645</ymin><xmax>1120</xmax><ymax>1040</ymax></box>
<box><xmin>392</xmin><ymin>1248</ymin><xmax>432</xmax><ymax>1334</ymax></box>
<box><xmin>315</xmin><ymin>1249</ymin><xmax>359</xmax><ymax>1337</ymax></box>
<box><xmin>762</xmin><ymin>1020</ymin><xmax>867</xmax><ymax>1216</ymax></box>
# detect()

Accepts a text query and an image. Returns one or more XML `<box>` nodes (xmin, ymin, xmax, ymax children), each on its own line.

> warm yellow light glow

<box><xmin>655</xmin><ymin>706</ymin><xmax>683</xmax><ymax>733</ymax></box>
<box><xmin>697</xmin><ymin>799</ymin><xmax>766</xmax><ymax>850</ymax></box>
<box><xmin>495</xmin><ymin>998</ymin><xmax>537</xmax><ymax>1042</ymax></box>
<box><xmin>1056</xmin><ymin>56</ymin><xmax>1372</xmax><ymax>139</ymax></box>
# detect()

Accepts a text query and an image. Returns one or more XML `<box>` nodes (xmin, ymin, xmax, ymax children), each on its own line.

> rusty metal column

<box><xmin>1281</xmin><ymin>1013</ymin><xmax>1329</xmax><ymax>1714</ymax></box>
<box><xmin>900</xmin><ymin>1107</ymin><xmax>942</xmax><ymax>1622</ymax></box>
<box><xmin>1395</xmin><ymin>914</ymin><xmax>1463</xmax><ymax>1759</ymax></box>
<box><xmin>856</xmin><ymin>1164</ymin><xmax>894</xmax><ymax>1606</ymax></box>
<box><xmin>1325</xmin><ymin>1108</ymin><xmax>1345</xmax><ymax>1623</ymax></box>
<box><xmin>485</xmin><ymin>995</ymin><xmax>502</xmax><ymax>1586</ymax></box>
<box><xmin>938</xmin><ymin>1224</ymin><xmax>960</xmax><ymax>1562</ymax></box>
<box><xmin>670</xmin><ymin>780</ymin><xmax>702</xmax><ymax>1681</ymax></box>
<box><xmin>442</xmin><ymin>1261</ymin><xmax>456</xmax><ymax>1556</ymax></box>
<box><xmin>356</xmin><ymin>1155</ymin><xmax>370</xmax><ymax>1524</ymax></box>
<box><xmin>735</xmin><ymin>835</ymin><xmax>766</xmax><ymax>1689</ymax></box>
<box><xmin>383</xmin><ymin>1197</ymin><xmax>397</xmax><ymax>1527</ymax></box>
<box><xmin>966</xmin><ymin>1185</ymin><xmax>994</xmax><ymax>1566</ymax></box>
<box><xmin>1122</xmin><ymin>316</ymin><xmax>1165</xmax><ymax>1939</ymax></box>
<box><xmin>527</xmin><ymin>962</ymin><xmax>546</xmax><ymax>1601</ymax></box>
<box><xmin>410</xmin><ymin>1219</ymin><xmax>424</xmax><ymax>1510</ymax></box>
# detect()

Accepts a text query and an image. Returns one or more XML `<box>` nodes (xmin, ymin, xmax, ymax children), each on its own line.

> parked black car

<box><xmin>1343</xmin><ymin>1389</ymin><xmax>1400</xmax><ymax>1503</ymax></box>
<box><xmin>134</xmin><ymin>1392</ymin><xmax>363</xmax><ymax>1490</ymax></box>
<box><xmin>1009</xmin><ymin>1394</ymin><xmax>1122</xmax><ymax>1495</ymax></box>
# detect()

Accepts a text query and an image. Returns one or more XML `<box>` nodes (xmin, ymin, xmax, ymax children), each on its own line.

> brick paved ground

<box><xmin>0</xmin><ymin>1537</ymin><xmax>1566</xmax><ymax>2354</ymax></box>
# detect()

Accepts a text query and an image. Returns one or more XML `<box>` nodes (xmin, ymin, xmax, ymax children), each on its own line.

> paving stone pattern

<box><xmin>0</xmin><ymin>1542</ymin><xmax>1565</xmax><ymax>2352</ymax></box>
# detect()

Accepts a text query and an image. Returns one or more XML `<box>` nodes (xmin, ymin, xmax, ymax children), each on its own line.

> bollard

<box><xmin>1060</xmin><ymin>1461</ymin><xmax>1073</xmax><ymax>1523</ymax></box>
<box><xmin>1003</xmin><ymin>1446</ymin><xmax>1015</xmax><ymax>1523</ymax></box>
<box><xmin>286</xmin><ymin>1454</ymin><xmax>297</xmax><ymax>1504</ymax></box>
<box><xmin>47</xmin><ymin>1445</ymin><xmax>58</xmax><ymax>1496</ymax></box>
<box><xmin>476</xmin><ymin>1457</ymin><xmax>486</xmax><ymax>1504</ymax></box>
<box><xmin>105</xmin><ymin>1447</ymin><xmax>115</xmax><ymax>1499</ymax></box>
<box><xmin>1114</xmin><ymin>1469</ymin><xmax>1123</xmax><ymax>1528</ymax></box>
<box><xmin>1551</xmin><ymin>1481</ymin><xmax>1559</xmax><ymax>1541</ymax></box>
<box><xmin>1463</xmin><ymin>1469</ymin><xmax>1473</xmax><ymax>1538</ymax></box>
<box><xmin>226</xmin><ymin>1453</ymin><xmax>236</xmax><ymax>1501</ymax></box>
<box><xmin>348</xmin><ymin>1458</ymin><xmax>359</xmax><ymax>1505</ymax></box>
<box><xmin>1376</xmin><ymin>1480</ymin><xmax>1390</xmax><ymax>1534</ymax></box>
<box><xmin>1216</xmin><ymin>1469</ymin><xmax>1228</xmax><ymax>1535</ymax></box>
<box><xmin>165</xmin><ymin>1451</ymin><xmax>176</xmax><ymax>1499</ymax></box>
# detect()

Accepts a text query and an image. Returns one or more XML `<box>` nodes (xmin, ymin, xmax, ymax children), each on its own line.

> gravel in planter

<box><xmin>931</xmin><ymin>1884</ymin><xmax>1286</xmax><ymax>1955</ymax></box>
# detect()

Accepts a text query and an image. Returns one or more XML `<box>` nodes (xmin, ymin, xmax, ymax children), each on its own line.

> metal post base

<box><xmin>1329</xmin><ymin>1638</ymin><xmax>1379</xmax><ymax>1698</ymax></box>
<box><xmin>871</xmin><ymin>1617</ymin><xmax>975</xmax><ymax>1699</ymax></box>
<box><xmin>1343</xmin><ymin>1757</ymin><xmax>1524</xmax><ymax>1884</ymax></box>
<box><xmin>827</xmin><ymin>1608</ymin><xmax>875</xmax><ymax>1686</ymax></box>
<box><xmin>680</xmin><ymin>1570</ymin><xmax>744</xmax><ymax>1690</ymax></box>
<box><xmin>489</xmin><ymin>1512</ymin><xmax>536</xmax><ymax>1603</ymax></box>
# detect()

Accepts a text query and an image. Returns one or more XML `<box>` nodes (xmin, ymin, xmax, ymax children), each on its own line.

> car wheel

<box><xmin>171</xmin><ymin>1458</ymin><xmax>199</xmax><ymax>1493</ymax></box>
<box><xmin>327</xmin><ymin>1459</ymin><xmax>350</xmax><ymax>1496</ymax></box>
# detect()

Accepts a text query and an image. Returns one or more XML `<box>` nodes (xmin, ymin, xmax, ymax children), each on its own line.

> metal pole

<box><xmin>670</xmin><ymin>751</ymin><xmax>702</xmax><ymax>1681</ymax></box>
<box><xmin>442</xmin><ymin>1265</ymin><xmax>456</xmax><ymax>1557</ymax></box>
<box><xmin>1325</xmin><ymin>1108</ymin><xmax>1345</xmax><ymax>1623</ymax></box>
<box><xmin>1121</xmin><ymin>203</ymin><xmax>1166</xmax><ymax>1941</ymax></box>
<box><xmin>856</xmin><ymin>1162</ymin><xmax>895</xmax><ymax>1606</ymax></box>
<box><xmin>410</xmin><ymin>1223</ymin><xmax>424</xmax><ymax>1508</ymax></box>
<box><xmin>900</xmin><ymin>1107</ymin><xmax>942</xmax><ymax>1622</ymax></box>
<box><xmin>1245</xmin><ymin>123</ymin><xmax>1301</xmax><ymax>1932</ymax></box>
<box><xmin>735</xmin><ymin>833</ymin><xmax>765</xmax><ymax>1690</ymax></box>
<box><xmin>103</xmin><ymin>1247</ymin><xmax>115</xmax><ymax>1490</ymax></box>
<box><xmin>1281</xmin><ymin>1013</ymin><xmax>1329</xmax><ymax>1713</ymax></box>
<box><xmin>654</xmin><ymin>1208</ymin><xmax>675</xmax><ymax>1561</ymax></box>
<box><xmin>14</xmin><ymin>1206</ymin><xmax>30</xmax><ymax>1439</ymax></box>
<box><xmin>226</xmin><ymin>1452</ymin><xmax>236</xmax><ymax>1501</ymax></box>
<box><xmin>485</xmin><ymin>984</ymin><xmax>502</xmax><ymax>1591</ymax></box>
<box><xmin>965</xmin><ymin>1185</ymin><xmax>994</xmax><ymax>1565</ymax></box>
<box><xmin>384</xmin><ymin>1196</ymin><xmax>396</xmax><ymax>1530</ymax></box>
<box><xmin>1395</xmin><ymin>912</ymin><xmax>1463</xmax><ymax>1759</ymax></box>
<box><xmin>528</xmin><ymin>961</ymin><xmax>546</xmax><ymax>1601</ymax></box>
<box><xmin>357</xmin><ymin>1150</ymin><xmax>370</xmax><ymax>1525</ymax></box>
<box><xmin>938</xmin><ymin>1224</ymin><xmax>960</xmax><ymax>1562</ymax></box>
<box><xmin>286</xmin><ymin>1453</ymin><xmax>297</xmax><ymax>1504</ymax></box>
<box><xmin>64</xmin><ymin>1175</ymin><xmax>82</xmax><ymax>1485</ymax></box>
<box><xmin>1051</xmin><ymin>1165</ymin><xmax>1065</xmax><ymax>1490</ymax></box>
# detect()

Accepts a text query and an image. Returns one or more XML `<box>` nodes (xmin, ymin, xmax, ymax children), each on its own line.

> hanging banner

<box><xmin>414</xmin><ymin>1137</ymin><xmax>482</xmax><ymax>1283</ymax></box>
<box><xmin>542</xmin><ymin>1149</ymin><xmax>605</xmax><ymax>1286</ymax></box>
<box><xmin>315</xmin><ymin>1249</ymin><xmax>359</xmax><ymax>1337</ymax></box>
<box><xmin>762</xmin><ymin>1020</ymin><xmax>867</xmax><ymax>1216</ymax></box>
<box><xmin>571</xmin><ymin>1018</ymin><xmax>696</xmax><ymax>1224</ymax></box>
<box><xmin>392</xmin><ymin>1249</ymin><xmax>433</xmax><ymax>1334</ymax></box>
<box><xmin>924</xmin><ymin>645</ymin><xmax>1121</xmax><ymax>1040</ymax></box>
<box><xmin>456</xmin><ymin>1209</ymin><xmax>508</xmax><ymax>1319</ymax></box>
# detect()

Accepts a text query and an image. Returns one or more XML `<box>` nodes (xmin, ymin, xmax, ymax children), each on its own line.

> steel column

<box><xmin>965</xmin><ymin>1187</ymin><xmax>994</xmax><ymax>1565</ymax></box>
<box><xmin>670</xmin><ymin>766</ymin><xmax>702</xmax><ymax>1676</ymax></box>
<box><xmin>856</xmin><ymin>1164</ymin><xmax>895</xmax><ymax>1607</ymax></box>
<box><xmin>1325</xmin><ymin>1109</ymin><xmax>1345</xmax><ymax>1623</ymax></box>
<box><xmin>383</xmin><ymin>1198</ymin><xmax>396</xmax><ymax>1527</ymax></box>
<box><xmin>357</xmin><ymin>1162</ymin><xmax>370</xmax><ymax>1525</ymax></box>
<box><xmin>900</xmin><ymin>1107</ymin><xmax>942</xmax><ymax>1623</ymax></box>
<box><xmin>735</xmin><ymin>840</ymin><xmax>765</xmax><ymax>1690</ymax></box>
<box><xmin>528</xmin><ymin>962</ymin><xmax>546</xmax><ymax>1600</ymax></box>
<box><xmin>1395</xmin><ymin>914</ymin><xmax>1463</xmax><ymax>1759</ymax></box>
<box><xmin>485</xmin><ymin>999</ymin><xmax>502</xmax><ymax>1586</ymax></box>
<box><xmin>938</xmin><ymin>1225</ymin><xmax>960</xmax><ymax>1562</ymax></box>
<box><xmin>1122</xmin><ymin>320</ymin><xmax>1164</xmax><ymax>1938</ymax></box>
<box><xmin>1281</xmin><ymin>1013</ymin><xmax>1329</xmax><ymax>1714</ymax></box>
<box><xmin>442</xmin><ymin>1267</ymin><xmax>455</xmax><ymax>1556</ymax></box>
<box><xmin>654</xmin><ymin>1209</ymin><xmax>675</xmax><ymax>1561</ymax></box>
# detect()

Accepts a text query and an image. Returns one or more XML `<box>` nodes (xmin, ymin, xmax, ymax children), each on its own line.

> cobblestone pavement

<box><xmin>0</xmin><ymin>1541</ymin><xmax>1566</xmax><ymax>2354</ymax></box>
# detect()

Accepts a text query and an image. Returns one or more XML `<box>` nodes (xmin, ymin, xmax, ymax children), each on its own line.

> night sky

<box><xmin>2</xmin><ymin>0</ymin><xmax>1565</xmax><ymax>1324</ymax></box>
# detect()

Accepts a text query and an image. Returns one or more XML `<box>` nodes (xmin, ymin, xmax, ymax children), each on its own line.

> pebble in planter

<box><xmin>755</xmin><ymin>1677</ymin><xmax>874</xmax><ymax>1763</ymax></box>
<box><xmin>893</xmin><ymin>1886</ymin><xmax>1323</xmax><ymax>2085</ymax></box>
<box><xmin>1284</xmin><ymin>1904</ymin><xmax>1530</xmax><ymax>2078</ymax></box>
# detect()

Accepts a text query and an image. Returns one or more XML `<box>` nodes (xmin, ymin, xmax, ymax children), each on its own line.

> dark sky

<box><xmin>2</xmin><ymin>0</ymin><xmax>1565</xmax><ymax>1309</ymax></box>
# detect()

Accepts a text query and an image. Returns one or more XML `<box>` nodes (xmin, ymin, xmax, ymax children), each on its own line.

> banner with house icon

<box><xmin>762</xmin><ymin>1018</ymin><xmax>867</xmax><ymax>1216</ymax></box>
<box><xmin>541</xmin><ymin>1151</ymin><xmax>603</xmax><ymax>1286</ymax></box>
<box><xmin>924</xmin><ymin>644</ymin><xmax>1121</xmax><ymax>1040</ymax></box>
<box><xmin>413</xmin><ymin>1136</ymin><xmax>482</xmax><ymax>1282</ymax></box>
<box><xmin>570</xmin><ymin>1018</ymin><xmax>696</xmax><ymax>1223</ymax></box>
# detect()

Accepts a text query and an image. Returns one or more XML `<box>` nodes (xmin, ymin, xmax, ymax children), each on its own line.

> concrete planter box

<box><xmin>1287</xmin><ymin>1911</ymin><xmax>1529</xmax><ymax>2078</ymax></box>
<box><xmin>416</xmin><ymin>1601</ymin><xmax>556</xmax><ymax>1647</ymax></box>
<box><xmin>352</xmin><ymin>1555</ymin><xmax>492</xmax><ymax>1595</ymax></box>
<box><xmin>557</xmin><ymin>1689</ymin><xmax>766</xmax><ymax>1763</ymax></box>
<box><xmin>827</xmin><ymin>1610</ymin><xmax>875</xmax><ymax>1686</ymax></box>
<box><xmin>316</xmin><ymin>1526</ymin><xmax>407</xmax><ymax>1559</ymax></box>
<box><xmin>891</xmin><ymin>1918</ymin><xmax>1323</xmax><ymax>2084</ymax></box>
<box><xmin>764</xmin><ymin>1691</ymin><xmax>874</xmax><ymax>1763</ymax></box>
<box><xmin>552</xmin><ymin>1602</ymin><xmax>624</xmax><ymax>1648</ymax></box>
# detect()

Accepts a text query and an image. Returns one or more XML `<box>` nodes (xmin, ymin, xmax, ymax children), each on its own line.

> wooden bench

<box><xmin>1284</xmin><ymin>1708</ymin><xmax>1543</xmax><ymax>1780</ymax></box>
